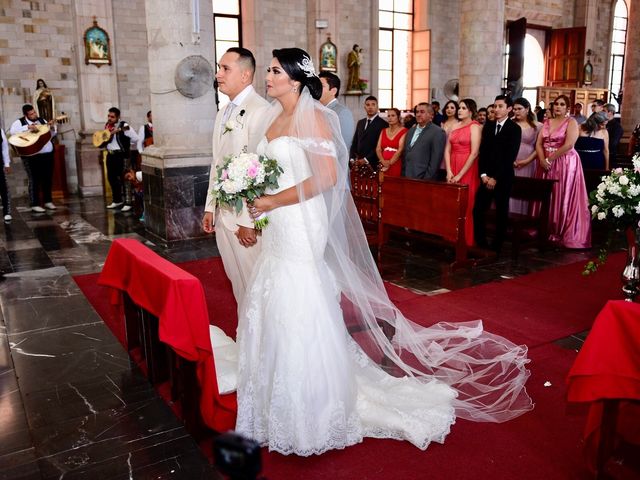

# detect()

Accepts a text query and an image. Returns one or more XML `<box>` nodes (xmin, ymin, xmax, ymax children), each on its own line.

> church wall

<box><xmin>0</xmin><ymin>0</ymin><xmax>81</xmax><ymax>198</ymax></box>
<box><xmin>112</xmin><ymin>0</ymin><xmax>150</xmax><ymax>129</ymax></box>
<box><xmin>505</xmin><ymin>0</ymin><xmax>575</xmax><ymax>27</ymax></box>
<box><xmin>425</xmin><ymin>0</ymin><xmax>461</xmax><ymax>106</ymax></box>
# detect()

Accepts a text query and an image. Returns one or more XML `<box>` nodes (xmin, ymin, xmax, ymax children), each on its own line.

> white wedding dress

<box><xmin>235</xmin><ymin>136</ymin><xmax>457</xmax><ymax>456</ymax></box>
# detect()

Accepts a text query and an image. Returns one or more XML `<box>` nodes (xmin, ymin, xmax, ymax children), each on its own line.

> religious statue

<box><xmin>32</xmin><ymin>78</ymin><xmax>55</xmax><ymax>122</ymax></box>
<box><xmin>346</xmin><ymin>44</ymin><xmax>363</xmax><ymax>93</ymax></box>
<box><xmin>319</xmin><ymin>34</ymin><xmax>337</xmax><ymax>72</ymax></box>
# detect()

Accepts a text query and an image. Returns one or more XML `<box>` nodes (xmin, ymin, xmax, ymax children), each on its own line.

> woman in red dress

<box><xmin>375</xmin><ymin>108</ymin><xmax>407</xmax><ymax>176</ymax></box>
<box><xmin>444</xmin><ymin>98</ymin><xmax>482</xmax><ymax>246</ymax></box>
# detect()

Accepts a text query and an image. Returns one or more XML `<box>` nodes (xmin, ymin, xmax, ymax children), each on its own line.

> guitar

<box><xmin>8</xmin><ymin>115</ymin><xmax>69</xmax><ymax>157</ymax></box>
<box><xmin>93</xmin><ymin>124</ymin><xmax>130</xmax><ymax>148</ymax></box>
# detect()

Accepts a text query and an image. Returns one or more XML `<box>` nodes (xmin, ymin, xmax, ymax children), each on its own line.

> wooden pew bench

<box><xmin>377</xmin><ymin>176</ymin><xmax>471</xmax><ymax>268</ymax></box>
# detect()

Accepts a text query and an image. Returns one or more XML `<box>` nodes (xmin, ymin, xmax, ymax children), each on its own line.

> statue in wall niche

<box><xmin>32</xmin><ymin>78</ymin><xmax>55</xmax><ymax>122</ymax></box>
<box><xmin>346</xmin><ymin>44</ymin><xmax>363</xmax><ymax>93</ymax></box>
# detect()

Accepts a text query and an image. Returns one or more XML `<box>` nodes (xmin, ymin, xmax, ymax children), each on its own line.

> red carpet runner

<box><xmin>74</xmin><ymin>252</ymin><xmax>626</xmax><ymax>479</ymax></box>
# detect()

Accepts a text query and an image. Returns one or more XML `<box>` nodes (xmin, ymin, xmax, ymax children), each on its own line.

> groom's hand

<box><xmin>236</xmin><ymin>226</ymin><xmax>257</xmax><ymax>247</ymax></box>
<box><xmin>202</xmin><ymin>212</ymin><xmax>215</xmax><ymax>234</ymax></box>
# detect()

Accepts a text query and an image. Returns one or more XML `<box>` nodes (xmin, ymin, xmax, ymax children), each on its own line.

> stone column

<box><xmin>72</xmin><ymin>2</ymin><xmax>121</xmax><ymax>196</ymax></box>
<box><xmin>142</xmin><ymin>0</ymin><xmax>216</xmax><ymax>242</ymax></box>
<box><xmin>621</xmin><ymin>0</ymin><xmax>639</xmax><ymax>135</ymax></box>
<box><xmin>459</xmin><ymin>0</ymin><xmax>505</xmax><ymax>108</ymax></box>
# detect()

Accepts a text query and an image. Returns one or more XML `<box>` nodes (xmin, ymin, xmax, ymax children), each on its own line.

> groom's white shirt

<box><xmin>205</xmin><ymin>85</ymin><xmax>270</xmax><ymax>231</ymax></box>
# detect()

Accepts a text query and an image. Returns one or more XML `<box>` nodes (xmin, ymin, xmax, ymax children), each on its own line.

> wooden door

<box><xmin>546</xmin><ymin>27</ymin><xmax>585</xmax><ymax>86</ymax></box>
<box><xmin>506</xmin><ymin>17</ymin><xmax>527</xmax><ymax>97</ymax></box>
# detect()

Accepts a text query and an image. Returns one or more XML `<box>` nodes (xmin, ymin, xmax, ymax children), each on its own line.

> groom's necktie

<box><xmin>495</xmin><ymin>123</ymin><xmax>502</xmax><ymax>136</ymax></box>
<box><xmin>221</xmin><ymin>102</ymin><xmax>236</xmax><ymax>124</ymax></box>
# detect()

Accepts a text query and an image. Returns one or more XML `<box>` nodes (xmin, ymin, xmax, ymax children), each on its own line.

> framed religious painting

<box><xmin>319</xmin><ymin>34</ymin><xmax>337</xmax><ymax>72</ymax></box>
<box><xmin>84</xmin><ymin>17</ymin><xmax>111</xmax><ymax>67</ymax></box>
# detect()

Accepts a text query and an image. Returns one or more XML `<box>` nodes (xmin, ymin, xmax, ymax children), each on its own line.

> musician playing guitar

<box><xmin>136</xmin><ymin>110</ymin><xmax>153</xmax><ymax>153</ymax></box>
<box><xmin>9</xmin><ymin>104</ymin><xmax>57</xmax><ymax>213</ymax></box>
<box><xmin>100</xmin><ymin>107</ymin><xmax>139</xmax><ymax>211</ymax></box>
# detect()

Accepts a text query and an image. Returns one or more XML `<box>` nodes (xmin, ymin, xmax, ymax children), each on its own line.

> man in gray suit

<box><xmin>402</xmin><ymin>102</ymin><xmax>446</xmax><ymax>179</ymax></box>
<box><xmin>319</xmin><ymin>71</ymin><xmax>355</xmax><ymax>151</ymax></box>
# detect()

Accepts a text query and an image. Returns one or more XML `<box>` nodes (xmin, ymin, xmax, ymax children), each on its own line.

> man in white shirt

<box><xmin>9</xmin><ymin>104</ymin><xmax>57</xmax><ymax>213</ymax></box>
<box><xmin>98</xmin><ymin>107</ymin><xmax>139</xmax><ymax>210</ymax></box>
<box><xmin>203</xmin><ymin>47</ymin><xmax>269</xmax><ymax>305</ymax></box>
<box><xmin>318</xmin><ymin>72</ymin><xmax>355</xmax><ymax>152</ymax></box>
<box><xmin>137</xmin><ymin>110</ymin><xmax>153</xmax><ymax>153</ymax></box>
<box><xmin>0</xmin><ymin>125</ymin><xmax>11</xmax><ymax>222</ymax></box>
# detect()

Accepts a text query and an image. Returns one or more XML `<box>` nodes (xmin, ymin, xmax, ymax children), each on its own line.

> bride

<box><xmin>235</xmin><ymin>48</ymin><xmax>533</xmax><ymax>456</ymax></box>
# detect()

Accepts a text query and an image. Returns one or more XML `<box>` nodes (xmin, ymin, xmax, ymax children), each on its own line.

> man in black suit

<box><xmin>350</xmin><ymin>96</ymin><xmax>388</xmax><ymax>169</ymax></box>
<box><xmin>473</xmin><ymin>95</ymin><xmax>521</xmax><ymax>253</ymax></box>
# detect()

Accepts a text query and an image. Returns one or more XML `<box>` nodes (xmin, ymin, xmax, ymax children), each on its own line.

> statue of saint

<box><xmin>347</xmin><ymin>45</ymin><xmax>363</xmax><ymax>92</ymax></box>
<box><xmin>32</xmin><ymin>78</ymin><xmax>55</xmax><ymax>122</ymax></box>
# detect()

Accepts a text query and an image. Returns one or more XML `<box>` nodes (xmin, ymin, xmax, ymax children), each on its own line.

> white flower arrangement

<box><xmin>589</xmin><ymin>153</ymin><xmax>640</xmax><ymax>229</ymax></box>
<box><xmin>584</xmin><ymin>152</ymin><xmax>640</xmax><ymax>274</ymax></box>
<box><xmin>210</xmin><ymin>152</ymin><xmax>283</xmax><ymax>229</ymax></box>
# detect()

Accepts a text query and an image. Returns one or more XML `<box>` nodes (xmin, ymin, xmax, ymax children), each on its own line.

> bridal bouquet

<box><xmin>583</xmin><ymin>152</ymin><xmax>640</xmax><ymax>274</ymax></box>
<box><xmin>210</xmin><ymin>152</ymin><xmax>283</xmax><ymax>229</ymax></box>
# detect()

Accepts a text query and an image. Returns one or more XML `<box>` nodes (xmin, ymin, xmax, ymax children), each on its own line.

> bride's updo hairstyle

<box><xmin>272</xmin><ymin>48</ymin><xmax>323</xmax><ymax>101</ymax></box>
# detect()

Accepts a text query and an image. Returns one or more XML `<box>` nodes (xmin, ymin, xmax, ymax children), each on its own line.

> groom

<box><xmin>203</xmin><ymin>47</ymin><xmax>269</xmax><ymax>305</ymax></box>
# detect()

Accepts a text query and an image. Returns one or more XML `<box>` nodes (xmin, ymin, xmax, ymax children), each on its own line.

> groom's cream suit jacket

<box><xmin>205</xmin><ymin>85</ymin><xmax>270</xmax><ymax>231</ymax></box>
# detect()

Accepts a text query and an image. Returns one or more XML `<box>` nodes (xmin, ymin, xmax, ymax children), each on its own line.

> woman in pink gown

<box><xmin>444</xmin><ymin>98</ymin><xmax>482</xmax><ymax>246</ymax></box>
<box><xmin>375</xmin><ymin>108</ymin><xmax>407</xmax><ymax>176</ymax></box>
<box><xmin>535</xmin><ymin>95</ymin><xmax>591</xmax><ymax>249</ymax></box>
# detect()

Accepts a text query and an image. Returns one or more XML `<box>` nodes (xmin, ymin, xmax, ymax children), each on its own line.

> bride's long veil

<box><xmin>265</xmin><ymin>88</ymin><xmax>533</xmax><ymax>423</ymax></box>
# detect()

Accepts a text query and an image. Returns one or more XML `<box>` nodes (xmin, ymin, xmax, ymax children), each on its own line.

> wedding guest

<box><xmin>535</xmin><ymin>94</ymin><xmax>591</xmax><ymax>249</ymax></box>
<box><xmin>604</xmin><ymin>103</ymin><xmax>623</xmax><ymax>165</ymax></box>
<box><xmin>590</xmin><ymin>99</ymin><xmax>605</xmax><ymax>114</ymax></box>
<box><xmin>402</xmin><ymin>103</ymin><xmax>446</xmax><ymax>179</ymax></box>
<box><xmin>486</xmin><ymin>104</ymin><xmax>496</xmax><ymax>122</ymax></box>
<box><xmin>444</xmin><ymin>98</ymin><xmax>481</xmax><ymax>246</ymax></box>
<box><xmin>350</xmin><ymin>96</ymin><xmax>388</xmax><ymax>169</ymax></box>
<box><xmin>572</xmin><ymin>102</ymin><xmax>587</xmax><ymax>125</ymax></box>
<box><xmin>403</xmin><ymin>113</ymin><xmax>416</xmax><ymax>129</ymax></box>
<box><xmin>375</xmin><ymin>108</ymin><xmax>407</xmax><ymax>176</ymax></box>
<box><xmin>0</xmin><ymin>126</ymin><xmax>11</xmax><ymax>222</ymax></box>
<box><xmin>319</xmin><ymin>72</ymin><xmax>355</xmax><ymax>152</ymax></box>
<box><xmin>476</xmin><ymin>107</ymin><xmax>488</xmax><ymax>125</ymax></box>
<box><xmin>575</xmin><ymin>111</ymin><xmax>609</xmax><ymax>170</ymax></box>
<box><xmin>432</xmin><ymin>101</ymin><xmax>445</xmax><ymax>126</ymax></box>
<box><xmin>473</xmin><ymin>95</ymin><xmax>521</xmax><ymax>253</ymax></box>
<box><xmin>441</xmin><ymin>100</ymin><xmax>460</xmax><ymax>135</ymax></box>
<box><xmin>509</xmin><ymin>98</ymin><xmax>541</xmax><ymax>215</ymax></box>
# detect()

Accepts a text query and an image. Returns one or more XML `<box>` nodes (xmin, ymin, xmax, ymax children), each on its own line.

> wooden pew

<box><xmin>350</xmin><ymin>163</ymin><xmax>381</xmax><ymax>242</ymax></box>
<box><xmin>377</xmin><ymin>176</ymin><xmax>471</xmax><ymax>269</ymax></box>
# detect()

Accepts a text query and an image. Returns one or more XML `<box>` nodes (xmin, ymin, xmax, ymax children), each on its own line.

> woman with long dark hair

<box><xmin>238</xmin><ymin>48</ymin><xmax>532</xmax><ymax>456</ymax></box>
<box><xmin>510</xmin><ymin>97</ymin><xmax>541</xmax><ymax>214</ymax></box>
<box><xmin>535</xmin><ymin>94</ymin><xmax>591</xmax><ymax>248</ymax></box>
<box><xmin>444</xmin><ymin>98</ymin><xmax>481</xmax><ymax>245</ymax></box>
<box><xmin>375</xmin><ymin>107</ymin><xmax>407</xmax><ymax>176</ymax></box>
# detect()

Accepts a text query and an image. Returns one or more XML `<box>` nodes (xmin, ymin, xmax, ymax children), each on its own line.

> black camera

<box><xmin>213</xmin><ymin>431</ymin><xmax>263</xmax><ymax>480</ymax></box>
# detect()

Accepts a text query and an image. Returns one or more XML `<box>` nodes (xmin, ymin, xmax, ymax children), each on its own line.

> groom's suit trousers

<box><xmin>215</xmin><ymin>212</ymin><xmax>262</xmax><ymax>308</ymax></box>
